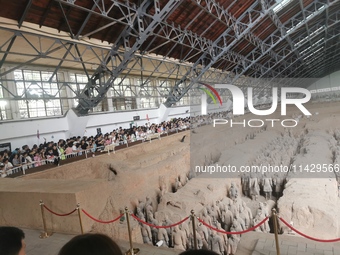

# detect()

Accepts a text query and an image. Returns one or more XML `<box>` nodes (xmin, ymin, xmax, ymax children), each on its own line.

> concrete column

<box><xmin>201</xmin><ymin>93</ymin><xmax>207</xmax><ymax>115</ymax></box>
<box><xmin>63</xmin><ymin>71</ymin><xmax>76</xmax><ymax>109</ymax></box>
<box><xmin>107</xmin><ymin>89</ymin><xmax>114</xmax><ymax>111</ymax></box>
<box><xmin>3</xmin><ymin>68</ymin><xmax>19</xmax><ymax>119</ymax></box>
<box><xmin>134</xmin><ymin>78</ymin><xmax>141</xmax><ymax>109</ymax></box>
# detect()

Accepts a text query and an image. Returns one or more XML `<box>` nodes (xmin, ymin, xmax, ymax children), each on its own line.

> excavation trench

<box><xmin>1</xmin><ymin>103</ymin><xmax>340</xmax><ymax>253</ymax></box>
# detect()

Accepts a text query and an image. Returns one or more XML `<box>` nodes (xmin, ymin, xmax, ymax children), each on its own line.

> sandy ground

<box><xmin>2</xmin><ymin>101</ymin><xmax>340</xmax><ymax>254</ymax></box>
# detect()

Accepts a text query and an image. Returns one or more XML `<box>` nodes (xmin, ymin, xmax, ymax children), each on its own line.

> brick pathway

<box><xmin>252</xmin><ymin>237</ymin><xmax>340</xmax><ymax>255</ymax></box>
<box><xmin>22</xmin><ymin>227</ymin><xmax>340</xmax><ymax>255</ymax></box>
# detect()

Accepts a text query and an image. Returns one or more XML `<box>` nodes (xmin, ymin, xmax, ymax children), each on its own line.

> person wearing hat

<box><xmin>0</xmin><ymin>162</ymin><xmax>5</xmax><ymax>177</ymax></box>
<box><xmin>72</xmin><ymin>141</ymin><xmax>81</xmax><ymax>155</ymax></box>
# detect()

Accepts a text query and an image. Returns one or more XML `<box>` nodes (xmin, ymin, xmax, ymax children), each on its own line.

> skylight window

<box><xmin>300</xmin><ymin>46</ymin><xmax>312</xmax><ymax>55</ymax></box>
<box><xmin>287</xmin><ymin>5</ymin><xmax>325</xmax><ymax>34</ymax></box>
<box><xmin>273</xmin><ymin>0</ymin><xmax>294</xmax><ymax>13</ymax></box>
<box><xmin>302</xmin><ymin>46</ymin><xmax>324</xmax><ymax>61</ymax></box>
<box><xmin>294</xmin><ymin>26</ymin><xmax>324</xmax><ymax>47</ymax></box>
<box><xmin>305</xmin><ymin>55</ymin><xmax>324</xmax><ymax>66</ymax></box>
<box><xmin>300</xmin><ymin>38</ymin><xmax>324</xmax><ymax>55</ymax></box>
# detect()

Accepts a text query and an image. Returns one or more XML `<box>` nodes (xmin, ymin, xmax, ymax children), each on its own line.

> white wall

<box><xmin>85</xmin><ymin>108</ymin><xmax>160</xmax><ymax>135</ymax></box>
<box><xmin>308</xmin><ymin>71</ymin><xmax>340</xmax><ymax>96</ymax></box>
<box><xmin>0</xmin><ymin>116</ymin><xmax>68</xmax><ymax>149</ymax></box>
<box><xmin>0</xmin><ymin>106</ymin><xmax>192</xmax><ymax>149</ymax></box>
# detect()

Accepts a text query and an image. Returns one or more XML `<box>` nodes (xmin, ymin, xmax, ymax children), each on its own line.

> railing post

<box><xmin>125</xmin><ymin>207</ymin><xmax>139</xmax><ymax>255</ymax></box>
<box><xmin>77</xmin><ymin>203</ymin><xmax>84</xmax><ymax>234</ymax></box>
<box><xmin>191</xmin><ymin>209</ymin><xmax>198</xmax><ymax>250</ymax></box>
<box><xmin>39</xmin><ymin>200</ymin><xmax>50</xmax><ymax>239</ymax></box>
<box><xmin>272</xmin><ymin>208</ymin><xmax>280</xmax><ymax>255</ymax></box>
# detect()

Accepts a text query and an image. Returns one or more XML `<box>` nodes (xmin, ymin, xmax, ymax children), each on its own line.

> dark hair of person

<box><xmin>0</xmin><ymin>226</ymin><xmax>25</xmax><ymax>255</ymax></box>
<box><xmin>58</xmin><ymin>233</ymin><xmax>123</xmax><ymax>255</ymax></box>
<box><xmin>179</xmin><ymin>250</ymin><xmax>220</xmax><ymax>255</ymax></box>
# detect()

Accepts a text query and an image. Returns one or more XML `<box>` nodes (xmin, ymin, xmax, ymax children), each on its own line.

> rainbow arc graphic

<box><xmin>198</xmin><ymin>82</ymin><xmax>222</xmax><ymax>106</ymax></box>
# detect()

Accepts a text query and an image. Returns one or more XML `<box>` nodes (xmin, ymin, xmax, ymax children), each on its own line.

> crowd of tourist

<box><xmin>0</xmin><ymin>117</ymin><xmax>191</xmax><ymax>177</ymax></box>
<box><xmin>0</xmin><ymin>109</ymin><xmax>243</xmax><ymax>177</ymax></box>
<box><xmin>0</xmin><ymin>105</ymin><xmax>259</xmax><ymax>177</ymax></box>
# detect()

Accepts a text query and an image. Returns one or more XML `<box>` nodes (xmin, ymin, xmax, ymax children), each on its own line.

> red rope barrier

<box><xmin>197</xmin><ymin>217</ymin><xmax>269</xmax><ymax>235</ymax></box>
<box><xmin>279</xmin><ymin>217</ymin><xmax>340</xmax><ymax>242</ymax></box>
<box><xmin>43</xmin><ymin>204</ymin><xmax>77</xmax><ymax>217</ymax></box>
<box><xmin>131</xmin><ymin>214</ymin><xmax>189</xmax><ymax>229</ymax></box>
<box><xmin>81</xmin><ymin>209</ymin><xmax>124</xmax><ymax>224</ymax></box>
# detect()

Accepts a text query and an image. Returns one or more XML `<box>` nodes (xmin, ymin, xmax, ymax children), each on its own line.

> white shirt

<box><xmin>4</xmin><ymin>162</ymin><xmax>13</xmax><ymax>170</ymax></box>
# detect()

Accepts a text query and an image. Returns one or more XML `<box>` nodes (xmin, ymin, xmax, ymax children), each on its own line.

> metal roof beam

<box><xmin>59</xmin><ymin>3</ymin><xmax>75</xmax><ymax>39</ymax></box>
<box><xmin>0</xmin><ymin>26</ymin><xmax>230</xmax><ymax>84</ymax></box>
<box><xmin>75</xmin><ymin>0</ymin><xmax>181</xmax><ymax>115</ymax></box>
<box><xmin>299</xmin><ymin>0</ymin><xmax>312</xmax><ymax>49</ymax></box>
<box><xmin>164</xmin><ymin>0</ymin><xmax>275</xmax><ymax>107</ymax></box>
<box><xmin>206</xmin><ymin>10</ymin><xmax>339</xmax><ymax>93</ymax></box>
<box><xmin>0</xmin><ymin>34</ymin><xmax>17</xmax><ymax>70</ymax></box>
<box><xmin>278</xmin><ymin>19</ymin><xmax>340</xmax><ymax>77</ymax></box>
<box><xmin>228</xmin><ymin>1</ymin><xmax>338</xmax><ymax>84</ymax></box>
<box><xmin>75</xmin><ymin>0</ymin><xmax>101</xmax><ymax>39</ymax></box>
<box><xmin>193</xmin><ymin>0</ymin><xmax>292</xmax><ymax>76</ymax></box>
<box><xmin>18</xmin><ymin>0</ymin><xmax>33</xmax><ymax>28</ymax></box>
<box><xmin>230</xmin><ymin>0</ymin><xmax>332</xmax><ymax>83</ymax></box>
<box><xmin>292</xmin><ymin>41</ymin><xmax>340</xmax><ymax>78</ymax></box>
<box><xmin>56</xmin><ymin>0</ymin><xmax>139</xmax><ymax>35</ymax></box>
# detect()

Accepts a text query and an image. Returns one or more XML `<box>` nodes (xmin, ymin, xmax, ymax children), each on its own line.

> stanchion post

<box><xmin>39</xmin><ymin>200</ymin><xmax>50</xmax><ymax>239</ymax></box>
<box><xmin>272</xmin><ymin>208</ymin><xmax>281</xmax><ymax>255</ymax></box>
<box><xmin>77</xmin><ymin>203</ymin><xmax>84</xmax><ymax>234</ymax></box>
<box><xmin>191</xmin><ymin>210</ymin><xmax>198</xmax><ymax>250</ymax></box>
<box><xmin>125</xmin><ymin>207</ymin><xmax>139</xmax><ymax>255</ymax></box>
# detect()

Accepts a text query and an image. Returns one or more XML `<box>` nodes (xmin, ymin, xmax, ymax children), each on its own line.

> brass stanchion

<box><xmin>272</xmin><ymin>208</ymin><xmax>281</xmax><ymax>255</ymax></box>
<box><xmin>77</xmin><ymin>203</ymin><xmax>84</xmax><ymax>234</ymax></box>
<box><xmin>39</xmin><ymin>200</ymin><xmax>51</xmax><ymax>238</ymax></box>
<box><xmin>191</xmin><ymin>210</ymin><xmax>198</xmax><ymax>250</ymax></box>
<box><xmin>125</xmin><ymin>207</ymin><xmax>139</xmax><ymax>255</ymax></box>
